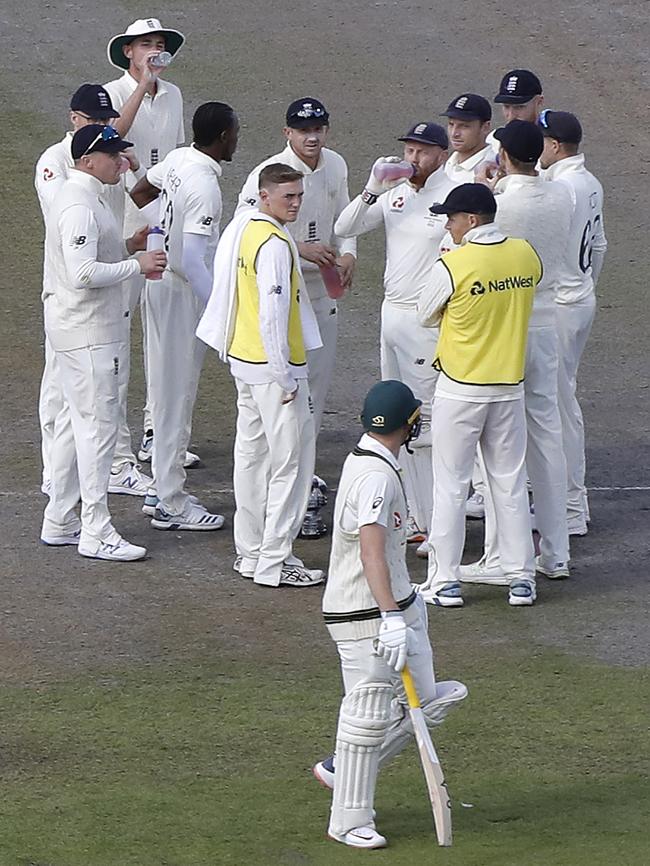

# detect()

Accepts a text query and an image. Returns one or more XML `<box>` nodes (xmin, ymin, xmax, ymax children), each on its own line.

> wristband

<box><xmin>361</xmin><ymin>189</ymin><xmax>379</xmax><ymax>206</ymax></box>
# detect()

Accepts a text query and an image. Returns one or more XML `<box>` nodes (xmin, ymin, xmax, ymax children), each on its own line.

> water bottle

<box><xmin>145</xmin><ymin>226</ymin><xmax>165</xmax><ymax>281</ymax></box>
<box><xmin>149</xmin><ymin>51</ymin><xmax>172</xmax><ymax>68</ymax></box>
<box><xmin>373</xmin><ymin>160</ymin><xmax>414</xmax><ymax>183</ymax></box>
<box><xmin>320</xmin><ymin>265</ymin><xmax>345</xmax><ymax>299</ymax></box>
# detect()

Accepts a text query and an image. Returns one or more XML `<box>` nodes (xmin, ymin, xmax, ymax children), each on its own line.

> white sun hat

<box><xmin>107</xmin><ymin>18</ymin><xmax>185</xmax><ymax>70</ymax></box>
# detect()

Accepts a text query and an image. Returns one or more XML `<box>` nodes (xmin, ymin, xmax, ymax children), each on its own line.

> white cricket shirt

<box><xmin>237</xmin><ymin>144</ymin><xmax>356</xmax><ymax>302</ymax></box>
<box><xmin>494</xmin><ymin>174</ymin><xmax>573</xmax><ymax>327</ymax></box>
<box><xmin>542</xmin><ymin>154</ymin><xmax>607</xmax><ymax>304</ymax></box>
<box><xmin>104</xmin><ymin>72</ymin><xmax>185</xmax><ymax>234</ymax></box>
<box><xmin>146</xmin><ymin>145</ymin><xmax>223</xmax><ymax>282</ymax></box>
<box><xmin>43</xmin><ymin>170</ymin><xmax>140</xmax><ymax>351</ymax></box>
<box><xmin>335</xmin><ymin>165</ymin><xmax>456</xmax><ymax>308</ymax></box>
<box><xmin>444</xmin><ymin>143</ymin><xmax>495</xmax><ymax>184</ymax></box>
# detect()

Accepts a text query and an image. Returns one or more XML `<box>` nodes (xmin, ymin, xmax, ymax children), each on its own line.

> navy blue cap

<box><xmin>494</xmin><ymin>69</ymin><xmax>543</xmax><ymax>104</ymax></box>
<box><xmin>538</xmin><ymin>109</ymin><xmax>582</xmax><ymax>144</ymax></box>
<box><xmin>429</xmin><ymin>183</ymin><xmax>497</xmax><ymax>216</ymax></box>
<box><xmin>398</xmin><ymin>122</ymin><xmax>448</xmax><ymax>149</ymax></box>
<box><xmin>442</xmin><ymin>93</ymin><xmax>492</xmax><ymax>122</ymax></box>
<box><xmin>70</xmin><ymin>84</ymin><xmax>119</xmax><ymax>119</ymax></box>
<box><xmin>71</xmin><ymin>124</ymin><xmax>133</xmax><ymax>160</ymax></box>
<box><xmin>286</xmin><ymin>98</ymin><xmax>329</xmax><ymax>128</ymax></box>
<box><xmin>494</xmin><ymin>119</ymin><xmax>544</xmax><ymax>163</ymax></box>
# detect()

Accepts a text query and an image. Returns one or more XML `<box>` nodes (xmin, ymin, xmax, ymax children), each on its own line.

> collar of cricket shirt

<box><xmin>462</xmin><ymin>223</ymin><xmax>507</xmax><ymax>246</ymax></box>
<box><xmin>189</xmin><ymin>144</ymin><xmax>223</xmax><ymax>176</ymax></box>
<box><xmin>495</xmin><ymin>172</ymin><xmax>542</xmax><ymax>195</ymax></box>
<box><xmin>358</xmin><ymin>433</ymin><xmax>401</xmax><ymax>471</ymax></box>
<box><xmin>544</xmin><ymin>152</ymin><xmax>586</xmax><ymax>179</ymax></box>
<box><xmin>448</xmin><ymin>143</ymin><xmax>494</xmax><ymax>171</ymax></box>
<box><xmin>68</xmin><ymin>168</ymin><xmax>106</xmax><ymax>196</ymax></box>
<box><xmin>122</xmin><ymin>70</ymin><xmax>170</xmax><ymax>99</ymax></box>
<box><xmin>283</xmin><ymin>142</ymin><xmax>325</xmax><ymax>174</ymax></box>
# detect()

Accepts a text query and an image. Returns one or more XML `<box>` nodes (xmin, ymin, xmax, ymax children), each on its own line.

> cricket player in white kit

<box><xmin>197</xmin><ymin>164</ymin><xmax>324</xmax><ymax>587</ymax></box>
<box><xmin>335</xmin><ymin>123</ymin><xmax>457</xmax><ymax>545</ymax></box>
<box><xmin>238</xmin><ymin>98</ymin><xmax>356</xmax><ymax>537</ymax></box>
<box><xmin>312</xmin><ymin>381</ymin><xmax>466</xmax><ymax>848</ymax></box>
<box><xmin>40</xmin><ymin>125</ymin><xmax>166</xmax><ymax>561</ymax></box>
<box><xmin>539</xmin><ymin>110</ymin><xmax>607</xmax><ymax>536</ymax></box>
<box><xmin>442</xmin><ymin>93</ymin><xmax>494</xmax><ymax>184</ymax></box>
<box><xmin>129</xmin><ymin>103</ymin><xmax>240</xmax><ymax>529</ymax></box>
<box><xmin>104</xmin><ymin>18</ymin><xmax>198</xmax><ymax>466</ymax></box>
<box><xmin>461</xmin><ymin>121</ymin><xmax>573</xmax><ymax>586</ymax></box>
<box><xmin>417</xmin><ymin>184</ymin><xmax>541</xmax><ymax>608</ymax></box>
<box><xmin>35</xmin><ymin>84</ymin><xmax>153</xmax><ymax>498</ymax></box>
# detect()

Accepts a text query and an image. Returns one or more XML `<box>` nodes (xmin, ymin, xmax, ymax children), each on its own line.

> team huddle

<box><xmin>34</xmin><ymin>15</ymin><xmax>606</xmax><ymax>850</ymax></box>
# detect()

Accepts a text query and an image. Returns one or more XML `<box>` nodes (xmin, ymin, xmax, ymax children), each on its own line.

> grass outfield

<box><xmin>1</xmin><ymin>643</ymin><xmax>647</xmax><ymax>866</ymax></box>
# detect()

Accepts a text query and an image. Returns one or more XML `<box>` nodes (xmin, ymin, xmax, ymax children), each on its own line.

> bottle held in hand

<box><xmin>373</xmin><ymin>160</ymin><xmax>414</xmax><ymax>183</ymax></box>
<box><xmin>145</xmin><ymin>227</ymin><xmax>165</xmax><ymax>280</ymax></box>
<box><xmin>320</xmin><ymin>265</ymin><xmax>345</xmax><ymax>299</ymax></box>
<box><xmin>149</xmin><ymin>51</ymin><xmax>172</xmax><ymax>68</ymax></box>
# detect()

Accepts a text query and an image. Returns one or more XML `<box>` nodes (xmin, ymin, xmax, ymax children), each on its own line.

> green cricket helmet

<box><xmin>361</xmin><ymin>380</ymin><xmax>422</xmax><ymax>435</ymax></box>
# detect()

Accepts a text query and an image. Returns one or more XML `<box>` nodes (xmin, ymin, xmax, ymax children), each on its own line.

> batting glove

<box><xmin>375</xmin><ymin>611</ymin><xmax>408</xmax><ymax>671</ymax></box>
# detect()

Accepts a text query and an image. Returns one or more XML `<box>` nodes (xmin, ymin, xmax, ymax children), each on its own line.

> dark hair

<box><xmin>258</xmin><ymin>163</ymin><xmax>303</xmax><ymax>190</ymax></box>
<box><xmin>192</xmin><ymin>102</ymin><xmax>236</xmax><ymax>147</ymax></box>
<box><xmin>504</xmin><ymin>153</ymin><xmax>536</xmax><ymax>173</ymax></box>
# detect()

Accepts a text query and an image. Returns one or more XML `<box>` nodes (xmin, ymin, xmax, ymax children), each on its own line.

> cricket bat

<box><xmin>401</xmin><ymin>664</ymin><xmax>453</xmax><ymax>846</ymax></box>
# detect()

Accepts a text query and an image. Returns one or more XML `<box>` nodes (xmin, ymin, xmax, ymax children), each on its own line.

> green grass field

<box><xmin>2</xmin><ymin>641</ymin><xmax>647</xmax><ymax>866</ymax></box>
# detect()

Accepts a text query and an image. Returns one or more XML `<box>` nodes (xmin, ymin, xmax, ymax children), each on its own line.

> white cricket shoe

<box><xmin>419</xmin><ymin>582</ymin><xmax>464</xmax><ymax>608</ymax></box>
<box><xmin>329</xmin><ymin>826</ymin><xmax>387</xmax><ymax>849</ymax></box>
<box><xmin>108</xmin><ymin>463</ymin><xmax>152</xmax><ymax>497</ymax></box>
<box><xmin>312</xmin><ymin>756</ymin><xmax>335</xmax><ymax>790</ymax></box>
<box><xmin>137</xmin><ymin>430</ymin><xmax>201</xmax><ymax>468</ymax></box>
<box><xmin>459</xmin><ymin>558</ymin><xmax>510</xmax><ymax>586</ymax></box>
<box><xmin>508</xmin><ymin>580</ymin><xmax>537</xmax><ymax>606</ymax></box>
<box><xmin>465</xmin><ymin>491</ymin><xmax>485</xmax><ymax>519</ymax></box>
<box><xmin>406</xmin><ymin>515</ymin><xmax>426</xmax><ymax>544</ymax></box>
<box><xmin>78</xmin><ymin>537</ymin><xmax>147</xmax><ymax>561</ymax></box>
<box><xmin>278</xmin><ymin>563</ymin><xmax>325</xmax><ymax>587</ymax></box>
<box><xmin>535</xmin><ymin>555</ymin><xmax>570</xmax><ymax>579</ymax></box>
<box><xmin>41</xmin><ymin>528</ymin><xmax>81</xmax><ymax>546</ymax></box>
<box><xmin>151</xmin><ymin>502</ymin><xmax>224</xmax><ymax>531</ymax></box>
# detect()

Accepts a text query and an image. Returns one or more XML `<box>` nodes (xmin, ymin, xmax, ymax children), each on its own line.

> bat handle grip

<box><xmin>400</xmin><ymin>664</ymin><xmax>421</xmax><ymax>710</ymax></box>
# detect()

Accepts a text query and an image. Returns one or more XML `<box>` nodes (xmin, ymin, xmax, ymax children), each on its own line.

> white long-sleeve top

<box><xmin>444</xmin><ymin>143</ymin><xmax>495</xmax><ymax>184</ymax></box>
<box><xmin>228</xmin><ymin>233</ymin><xmax>310</xmax><ymax>393</ymax></box>
<box><xmin>417</xmin><ymin>223</ymin><xmax>524</xmax><ymax>403</ymax></box>
<box><xmin>493</xmin><ymin>173</ymin><xmax>572</xmax><ymax>327</ymax></box>
<box><xmin>335</xmin><ymin>165</ymin><xmax>456</xmax><ymax>308</ymax></box>
<box><xmin>43</xmin><ymin>170</ymin><xmax>140</xmax><ymax>351</ymax></box>
<box><xmin>237</xmin><ymin>144</ymin><xmax>356</xmax><ymax>302</ymax></box>
<box><xmin>542</xmin><ymin>154</ymin><xmax>607</xmax><ymax>304</ymax></box>
<box><xmin>146</xmin><ymin>145</ymin><xmax>222</xmax><ymax>295</ymax></box>
<box><xmin>104</xmin><ymin>72</ymin><xmax>184</xmax><ymax>235</ymax></box>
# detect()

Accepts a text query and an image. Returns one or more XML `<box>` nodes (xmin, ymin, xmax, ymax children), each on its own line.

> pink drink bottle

<box><xmin>145</xmin><ymin>226</ymin><xmax>165</xmax><ymax>280</ymax></box>
<box><xmin>373</xmin><ymin>160</ymin><xmax>414</xmax><ymax>182</ymax></box>
<box><xmin>320</xmin><ymin>265</ymin><xmax>345</xmax><ymax>299</ymax></box>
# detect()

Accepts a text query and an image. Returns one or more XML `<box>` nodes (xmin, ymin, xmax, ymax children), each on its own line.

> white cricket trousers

<box><xmin>556</xmin><ymin>295</ymin><xmax>596</xmax><ymax>522</ymax></box>
<box><xmin>39</xmin><ymin>330</ymin><xmax>136</xmax><ymax>485</ymax></box>
<box><xmin>380</xmin><ymin>299</ymin><xmax>439</xmax><ymax>532</ymax></box>
<box><xmin>233</xmin><ymin>379</ymin><xmax>315</xmax><ymax>586</ymax></box>
<box><xmin>483</xmin><ymin>327</ymin><xmax>569</xmax><ymax>567</ymax></box>
<box><xmin>307</xmin><ymin>296</ymin><xmax>338</xmax><ymax>436</ymax></box>
<box><xmin>42</xmin><ymin>342</ymin><xmax>122</xmax><ymax>545</ymax></box>
<box><xmin>124</xmin><ymin>271</ymin><xmax>154</xmax><ymax>433</ymax></box>
<box><xmin>425</xmin><ymin>395</ymin><xmax>534</xmax><ymax>592</ymax></box>
<box><xmin>329</xmin><ymin>596</ymin><xmax>436</xmax><ymax>837</ymax></box>
<box><xmin>145</xmin><ymin>272</ymin><xmax>206</xmax><ymax>514</ymax></box>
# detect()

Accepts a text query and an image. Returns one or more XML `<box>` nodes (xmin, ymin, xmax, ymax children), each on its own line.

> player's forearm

<box><xmin>112</xmin><ymin>82</ymin><xmax>148</xmax><ymax>138</ymax></box>
<box><xmin>334</xmin><ymin>195</ymin><xmax>383</xmax><ymax>238</ymax></box>
<box><xmin>417</xmin><ymin>263</ymin><xmax>452</xmax><ymax>327</ymax></box>
<box><xmin>65</xmin><ymin>254</ymin><xmax>141</xmax><ymax>290</ymax></box>
<box><xmin>130</xmin><ymin>176</ymin><xmax>161</xmax><ymax>209</ymax></box>
<box><xmin>182</xmin><ymin>241</ymin><xmax>212</xmax><ymax>304</ymax></box>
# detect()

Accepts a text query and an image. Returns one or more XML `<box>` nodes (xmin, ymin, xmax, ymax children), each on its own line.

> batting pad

<box><xmin>328</xmin><ymin>682</ymin><xmax>392</xmax><ymax>839</ymax></box>
<box><xmin>379</xmin><ymin>680</ymin><xmax>468</xmax><ymax>768</ymax></box>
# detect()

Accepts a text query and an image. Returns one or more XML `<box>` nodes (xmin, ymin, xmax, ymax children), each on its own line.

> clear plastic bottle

<box><xmin>145</xmin><ymin>227</ymin><xmax>165</xmax><ymax>280</ymax></box>
<box><xmin>149</xmin><ymin>51</ymin><xmax>172</xmax><ymax>68</ymax></box>
<box><xmin>373</xmin><ymin>160</ymin><xmax>414</xmax><ymax>183</ymax></box>
<box><xmin>319</xmin><ymin>265</ymin><xmax>345</xmax><ymax>299</ymax></box>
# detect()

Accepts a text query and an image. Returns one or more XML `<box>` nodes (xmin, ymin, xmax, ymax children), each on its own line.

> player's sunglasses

<box><xmin>294</xmin><ymin>106</ymin><xmax>327</xmax><ymax>119</ymax></box>
<box><xmin>538</xmin><ymin>109</ymin><xmax>551</xmax><ymax>129</ymax></box>
<box><xmin>82</xmin><ymin>125</ymin><xmax>120</xmax><ymax>156</ymax></box>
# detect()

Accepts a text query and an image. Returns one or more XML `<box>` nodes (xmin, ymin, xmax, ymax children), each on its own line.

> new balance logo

<box><xmin>71</xmin><ymin>235</ymin><xmax>86</xmax><ymax>246</ymax></box>
<box><xmin>198</xmin><ymin>216</ymin><xmax>213</xmax><ymax>226</ymax></box>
